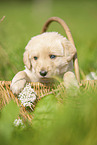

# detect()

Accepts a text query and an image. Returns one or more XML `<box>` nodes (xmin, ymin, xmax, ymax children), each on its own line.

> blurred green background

<box><xmin>0</xmin><ymin>0</ymin><xmax>97</xmax><ymax>80</ymax></box>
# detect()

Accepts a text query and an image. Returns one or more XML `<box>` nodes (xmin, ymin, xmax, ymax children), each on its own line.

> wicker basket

<box><xmin>0</xmin><ymin>81</ymin><xmax>61</xmax><ymax>122</ymax></box>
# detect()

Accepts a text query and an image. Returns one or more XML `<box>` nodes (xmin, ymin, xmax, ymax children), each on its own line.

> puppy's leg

<box><xmin>10</xmin><ymin>71</ymin><xmax>30</xmax><ymax>95</ymax></box>
<box><xmin>63</xmin><ymin>71</ymin><xmax>79</xmax><ymax>95</ymax></box>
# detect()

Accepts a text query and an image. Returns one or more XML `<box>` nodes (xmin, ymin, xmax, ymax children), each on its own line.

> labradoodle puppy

<box><xmin>10</xmin><ymin>32</ymin><xmax>78</xmax><ymax>94</ymax></box>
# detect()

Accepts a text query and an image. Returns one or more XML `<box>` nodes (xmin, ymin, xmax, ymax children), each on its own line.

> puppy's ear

<box><xmin>23</xmin><ymin>51</ymin><xmax>31</xmax><ymax>70</ymax></box>
<box><xmin>62</xmin><ymin>38</ymin><xmax>77</xmax><ymax>62</ymax></box>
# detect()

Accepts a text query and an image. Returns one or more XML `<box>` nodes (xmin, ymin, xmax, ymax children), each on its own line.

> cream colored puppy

<box><xmin>10</xmin><ymin>32</ymin><xmax>78</xmax><ymax>94</ymax></box>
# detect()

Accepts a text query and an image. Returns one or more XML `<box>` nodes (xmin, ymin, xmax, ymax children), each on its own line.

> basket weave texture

<box><xmin>0</xmin><ymin>81</ymin><xmax>61</xmax><ymax>121</ymax></box>
<box><xmin>0</xmin><ymin>80</ymin><xmax>97</xmax><ymax>122</ymax></box>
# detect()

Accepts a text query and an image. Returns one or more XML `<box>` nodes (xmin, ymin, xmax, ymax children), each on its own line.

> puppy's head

<box><xmin>23</xmin><ymin>32</ymin><xmax>76</xmax><ymax>80</ymax></box>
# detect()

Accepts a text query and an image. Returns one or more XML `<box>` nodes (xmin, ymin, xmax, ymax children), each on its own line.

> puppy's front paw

<box><xmin>63</xmin><ymin>71</ymin><xmax>79</xmax><ymax>89</ymax></box>
<box><xmin>63</xmin><ymin>71</ymin><xmax>79</xmax><ymax>95</ymax></box>
<box><xmin>10</xmin><ymin>79</ymin><xmax>26</xmax><ymax>95</ymax></box>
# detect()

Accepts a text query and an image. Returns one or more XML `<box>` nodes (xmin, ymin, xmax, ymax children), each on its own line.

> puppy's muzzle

<box><xmin>40</xmin><ymin>71</ymin><xmax>47</xmax><ymax>77</ymax></box>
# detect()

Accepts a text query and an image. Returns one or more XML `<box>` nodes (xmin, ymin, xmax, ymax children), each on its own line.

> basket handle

<box><xmin>41</xmin><ymin>17</ymin><xmax>80</xmax><ymax>83</ymax></box>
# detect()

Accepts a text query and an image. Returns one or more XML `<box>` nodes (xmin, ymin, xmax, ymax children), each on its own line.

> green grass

<box><xmin>1</xmin><ymin>86</ymin><xmax>97</xmax><ymax>145</ymax></box>
<box><xmin>0</xmin><ymin>1</ymin><xmax>97</xmax><ymax>145</ymax></box>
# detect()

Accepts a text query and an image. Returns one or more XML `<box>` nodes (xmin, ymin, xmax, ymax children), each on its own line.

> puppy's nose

<box><xmin>40</xmin><ymin>71</ymin><xmax>47</xmax><ymax>77</ymax></box>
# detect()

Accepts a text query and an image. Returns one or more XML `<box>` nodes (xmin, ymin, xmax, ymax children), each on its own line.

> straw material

<box><xmin>0</xmin><ymin>81</ymin><xmax>62</xmax><ymax>122</ymax></box>
<box><xmin>80</xmin><ymin>80</ymin><xmax>97</xmax><ymax>90</ymax></box>
<box><xmin>0</xmin><ymin>80</ymin><xmax>97</xmax><ymax>122</ymax></box>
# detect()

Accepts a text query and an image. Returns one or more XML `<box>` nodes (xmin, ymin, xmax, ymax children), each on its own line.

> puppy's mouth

<box><xmin>38</xmin><ymin>71</ymin><xmax>59</xmax><ymax>85</ymax></box>
<box><xmin>39</xmin><ymin>76</ymin><xmax>50</xmax><ymax>82</ymax></box>
<box><xmin>39</xmin><ymin>77</ymin><xmax>55</xmax><ymax>84</ymax></box>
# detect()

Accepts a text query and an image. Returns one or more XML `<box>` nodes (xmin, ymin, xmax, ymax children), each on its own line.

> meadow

<box><xmin>0</xmin><ymin>0</ymin><xmax>97</xmax><ymax>145</ymax></box>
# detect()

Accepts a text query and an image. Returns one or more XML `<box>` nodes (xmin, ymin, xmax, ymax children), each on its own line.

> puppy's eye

<box><xmin>49</xmin><ymin>55</ymin><xmax>56</xmax><ymax>59</ymax></box>
<box><xmin>33</xmin><ymin>56</ymin><xmax>38</xmax><ymax>60</ymax></box>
